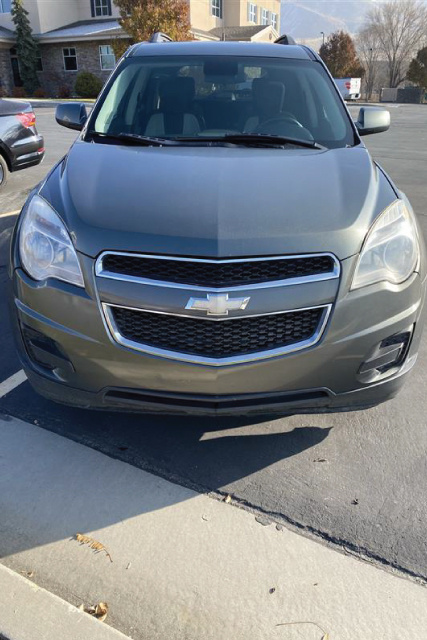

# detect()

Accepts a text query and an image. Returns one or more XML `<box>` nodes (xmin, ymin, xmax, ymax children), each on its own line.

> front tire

<box><xmin>0</xmin><ymin>154</ymin><xmax>8</xmax><ymax>190</ymax></box>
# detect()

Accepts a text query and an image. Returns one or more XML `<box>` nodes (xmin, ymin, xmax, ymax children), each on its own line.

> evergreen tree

<box><xmin>11</xmin><ymin>0</ymin><xmax>40</xmax><ymax>95</ymax></box>
<box><xmin>407</xmin><ymin>47</ymin><xmax>427</xmax><ymax>92</ymax></box>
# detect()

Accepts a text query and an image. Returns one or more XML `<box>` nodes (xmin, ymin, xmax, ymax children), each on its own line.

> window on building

<box><xmin>261</xmin><ymin>8</ymin><xmax>269</xmax><ymax>25</ymax></box>
<box><xmin>63</xmin><ymin>47</ymin><xmax>77</xmax><ymax>71</ymax></box>
<box><xmin>211</xmin><ymin>0</ymin><xmax>222</xmax><ymax>19</ymax></box>
<box><xmin>91</xmin><ymin>0</ymin><xmax>112</xmax><ymax>17</ymax></box>
<box><xmin>248</xmin><ymin>3</ymin><xmax>257</xmax><ymax>24</ymax></box>
<box><xmin>36</xmin><ymin>54</ymin><xmax>43</xmax><ymax>72</ymax></box>
<box><xmin>0</xmin><ymin>0</ymin><xmax>11</xmax><ymax>13</ymax></box>
<box><xmin>100</xmin><ymin>44</ymin><xmax>116</xmax><ymax>70</ymax></box>
<box><xmin>271</xmin><ymin>12</ymin><xmax>278</xmax><ymax>31</ymax></box>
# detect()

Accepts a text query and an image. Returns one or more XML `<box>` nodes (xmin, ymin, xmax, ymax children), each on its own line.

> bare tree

<box><xmin>357</xmin><ymin>25</ymin><xmax>380</xmax><ymax>100</ymax></box>
<box><xmin>363</xmin><ymin>0</ymin><xmax>427</xmax><ymax>88</ymax></box>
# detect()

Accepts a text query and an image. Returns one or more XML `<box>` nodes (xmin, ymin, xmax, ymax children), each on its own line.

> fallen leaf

<box><xmin>94</xmin><ymin>602</ymin><xmax>108</xmax><ymax>622</ymax></box>
<box><xmin>78</xmin><ymin>604</ymin><xmax>84</xmax><ymax>611</ymax></box>
<box><xmin>75</xmin><ymin>533</ymin><xmax>113</xmax><ymax>562</ymax></box>
<box><xmin>322</xmin><ymin>635</ymin><xmax>329</xmax><ymax>640</ymax></box>
<box><xmin>351</xmin><ymin>499</ymin><xmax>359</xmax><ymax>506</ymax></box>
<box><xmin>20</xmin><ymin>570</ymin><xmax>34</xmax><ymax>578</ymax></box>
<box><xmin>126</xmin><ymin>562</ymin><xmax>131</xmax><ymax>570</ymax></box>
<box><xmin>314</xmin><ymin>458</ymin><xmax>327</xmax><ymax>463</ymax></box>
<box><xmin>269</xmin><ymin>587</ymin><xmax>276</xmax><ymax>594</ymax></box>
<box><xmin>224</xmin><ymin>495</ymin><xmax>232</xmax><ymax>503</ymax></box>
<box><xmin>80</xmin><ymin>602</ymin><xmax>109</xmax><ymax>622</ymax></box>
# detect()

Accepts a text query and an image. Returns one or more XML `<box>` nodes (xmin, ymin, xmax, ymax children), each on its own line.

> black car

<box><xmin>0</xmin><ymin>98</ymin><xmax>44</xmax><ymax>190</ymax></box>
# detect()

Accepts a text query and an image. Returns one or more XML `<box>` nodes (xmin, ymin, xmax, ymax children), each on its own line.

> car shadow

<box><xmin>0</xmin><ymin>382</ymin><xmax>332</xmax><ymax>557</ymax></box>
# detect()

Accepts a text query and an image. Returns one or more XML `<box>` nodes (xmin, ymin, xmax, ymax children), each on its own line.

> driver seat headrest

<box><xmin>252</xmin><ymin>78</ymin><xmax>286</xmax><ymax>118</ymax></box>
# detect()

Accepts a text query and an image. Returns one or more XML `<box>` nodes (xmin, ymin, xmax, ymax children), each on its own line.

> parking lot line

<box><xmin>0</xmin><ymin>370</ymin><xmax>27</xmax><ymax>399</ymax></box>
<box><xmin>0</xmin><ymin>209</ymin><xmax>20</xmax><ymax>218</ymax></box>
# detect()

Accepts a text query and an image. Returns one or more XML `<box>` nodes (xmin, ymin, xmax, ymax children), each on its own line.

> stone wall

<box><xmin>38</xmin><ymin>40</ymin><xmax>117</xmax><ymax>97</ymax></box>
<box><xmin>0</xmin><ymin>45</ymin><xmax>14</xmax><ymax>95</ymax></box>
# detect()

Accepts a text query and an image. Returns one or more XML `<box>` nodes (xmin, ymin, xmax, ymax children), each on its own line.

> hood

<box><xmin>40</xmin><ymin>140</ymin><xmax>397</xmax><ymax>260</ymax></box>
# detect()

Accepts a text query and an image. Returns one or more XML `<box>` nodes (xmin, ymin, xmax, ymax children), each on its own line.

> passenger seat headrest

<box><xmin>159</xmin><ymin>77</ymin><xmax>196</xmax><ymax>113</ymax></box>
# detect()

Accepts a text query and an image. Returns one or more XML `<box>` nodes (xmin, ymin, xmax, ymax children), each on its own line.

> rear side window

<box><xmin>92</xmin><ymin>55</ymin><xmax>355</xmax><ymax>148</ymax></box>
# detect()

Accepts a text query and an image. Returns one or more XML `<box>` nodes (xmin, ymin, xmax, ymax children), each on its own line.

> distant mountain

<box><xmin>281</xmin><ymin>1</ymin><xmax>377</xmax><ymax>39</ymax></box>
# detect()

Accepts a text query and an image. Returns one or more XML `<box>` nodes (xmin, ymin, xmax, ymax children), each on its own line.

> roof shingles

<box><xmin>209</xmin><ymin>25</ymin><xmax>269</xmax><ymax>40</ymax></box>
<box><xmin>38</xmin><ymin>19</ymin><xmax>124</xmax><ymax>41</ymax></box>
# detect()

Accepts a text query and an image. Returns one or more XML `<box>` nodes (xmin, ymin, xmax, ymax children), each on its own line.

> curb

<box><xmin>1</xmin><ymin>98</ymin><xmax>95</xmax><ymax>108</ymax></box>
<box><xmin>0</xmin><ymin>563</ymin><xmax>131</xmax><ymax>640</ymax></box>
<box><xmin>29</xmin><ymin>99</ymin><xmax>95</xmax><ymax>108</ymax></box>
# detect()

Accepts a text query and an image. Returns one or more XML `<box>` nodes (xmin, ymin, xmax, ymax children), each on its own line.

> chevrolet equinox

<box><xmin>9</xmin><ymin>36</ymin><xmax>427</xmax><ymax>415</ymax></box>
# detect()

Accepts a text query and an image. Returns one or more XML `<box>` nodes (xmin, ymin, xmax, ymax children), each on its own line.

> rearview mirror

<box><xmin>355</xmin><ymin>107</ymin><xmax>390</xmax><ymax>136</ymax></box>
<box><xmin>55</xmin><ymin>103</ymin><xmax>88</xmax><ymax>131</ymax></box>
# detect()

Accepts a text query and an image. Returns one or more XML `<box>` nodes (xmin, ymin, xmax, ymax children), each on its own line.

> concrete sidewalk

<box><xmin>0</xmin><ymin>563</ymin><xmax>129</xmax><ymax>640</ymax></box>
<box><xmin>0</xmin><ymin>414</ymin><xmax>426</xmax><ymax>640</ymax></box>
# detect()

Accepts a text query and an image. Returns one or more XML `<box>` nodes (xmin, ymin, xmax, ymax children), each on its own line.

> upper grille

<box><xmin>100</xmin><ymin>253</ymin><xmax>337</xmax><ymax>288</ymax></box>
<box><xmin>109</xmin><ymin>306</ymin><xmax>325</xmax><ymax>360</ymax></box>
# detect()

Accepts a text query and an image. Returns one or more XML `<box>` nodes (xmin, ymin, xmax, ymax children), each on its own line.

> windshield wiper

<box><xmin>221</xmin><ymin>134</ymin><xmax>324</xmax><ymax>149</ymax></box>
<box><xmin>177</xmin><ymin>133</ymin><xmax>323</xmax><ymax>149</ymax></box>
<box><xmin>87</xmin><ymin>131</ymin><xmax>179</xmax><ymax>146</ymax></box>
<box><xmin>87</xmin><ymin>130</ymin><xmax>325</xmax><ymax>150</ymax></box>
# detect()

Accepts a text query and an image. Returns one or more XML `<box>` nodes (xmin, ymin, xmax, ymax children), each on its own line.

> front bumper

<box><xmin>10</xmin><ymin>250</ymin><xmax>426</xmax><ymax>415</ymax></box>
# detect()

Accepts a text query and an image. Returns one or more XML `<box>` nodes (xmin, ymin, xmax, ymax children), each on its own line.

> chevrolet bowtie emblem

<box><xmin>185</xmin><ymin>293</ymin><xmax>250</xmax><ymax>316</ymax></box>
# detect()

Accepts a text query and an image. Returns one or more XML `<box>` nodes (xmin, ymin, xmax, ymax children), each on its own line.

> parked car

<box><xmin>9</xmin><ymin>36</ymin><xmax>426</xmax><ymax>416</ymax></box>
<box><xmin>334</xmin><ymin>77</ymin><xmax>361</xmax><ymax>101</ymax></box>
<box><xmin>0</xmin><ymin>98</ymin><xmax>44</xmax><ymax>190</ymax></box>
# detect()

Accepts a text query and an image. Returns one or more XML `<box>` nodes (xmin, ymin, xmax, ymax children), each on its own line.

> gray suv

<box><xmin>9</xmin><ymin>36</ymin><xmax>426</xmax><ymax>415</ymax></box>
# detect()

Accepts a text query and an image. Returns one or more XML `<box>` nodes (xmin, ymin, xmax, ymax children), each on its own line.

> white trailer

<box><xmin>334</xmin><ymin>78</ymin><xmax>361</xmax><ymax>101</ymax></box>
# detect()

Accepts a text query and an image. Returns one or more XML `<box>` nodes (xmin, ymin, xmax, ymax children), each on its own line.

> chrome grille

<box><xmin>97</xmin><ymin>252</ymin><xmax>338</xmax><ymax>365</ymax></box>
<box><xmin>97</xmin><ymin>252</ymin><xmax>340</xmax><ymax>290</ymax></box>
<box><xmin>104</xmin><ymin>304</ymin><xmax>331</xmax><ymax>365</ymax></box>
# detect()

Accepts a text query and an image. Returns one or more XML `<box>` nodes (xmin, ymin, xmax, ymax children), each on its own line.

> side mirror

<box><xmin>355</xmin><ymin>107</ymin><xmax>390</xmax><ymax>136</ymax></box>
<box><xmin>55</xmin><ymin>103</ymin><xmax>88</xmax><ymax>131</ymax></box>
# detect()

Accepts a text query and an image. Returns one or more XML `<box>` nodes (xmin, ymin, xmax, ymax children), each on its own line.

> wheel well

<box><xmin>0</xmin><ymin>145</ymin><xmax>12</xmax><ymax>171</ymax></box>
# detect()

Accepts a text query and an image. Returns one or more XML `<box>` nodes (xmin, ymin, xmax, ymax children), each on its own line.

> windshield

<box><xmin>90</xmin><ymin>55</ymin><xmax>356</xmax><ymax>149</ymax></box>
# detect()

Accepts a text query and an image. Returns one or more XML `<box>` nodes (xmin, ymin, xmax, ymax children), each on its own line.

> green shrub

<box><xmin>75</xmin><ymin>72</ymin><xmax>103</xmax><ymax>99</ymax></box>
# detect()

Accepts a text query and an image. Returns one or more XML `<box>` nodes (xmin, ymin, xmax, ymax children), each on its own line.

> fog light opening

<box><xmin>20</xmin><ymin>324</ymin><xmax>75</xmax><ymax>376</ymax></box>
<box><xmin>358</xmin><ymin>327</ymin><xmax>414</xmax><ymax>383</ymax></box>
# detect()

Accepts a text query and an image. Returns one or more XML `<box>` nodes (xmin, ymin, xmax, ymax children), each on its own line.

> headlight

<box><xmin>19</xmin><ymin>195</ymin><xmax>84</xmax><ymax>287</ymax></box>
<box><xmin>351</xmin><ymin>200</ymin><xmax>419</xmax><ymax>290</ymax></box>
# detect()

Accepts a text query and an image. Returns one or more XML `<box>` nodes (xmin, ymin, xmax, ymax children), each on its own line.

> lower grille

<box><xmin>109</xmin><ymin>305</ymin><xmax>326</xmax><ymax>360</ymax></box>
<box><xmin>104</xmin><ymin>389</ymin><xmax>330</xmax><ymax>411</ymax></box>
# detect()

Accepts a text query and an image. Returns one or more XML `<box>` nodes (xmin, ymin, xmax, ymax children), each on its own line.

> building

<box><xmin>0</xmin><ymin>0</ymin><xmax>280</xmax><ymax>96</ymax></box>
<box><xmin>190</xmin><ymin>0</ymin><xmax>280</xmax><ymax>42</ymax></box>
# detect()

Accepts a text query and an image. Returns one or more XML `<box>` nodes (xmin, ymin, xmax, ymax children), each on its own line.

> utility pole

<box><xmin>320</xmin><ymin>31</ymin><xmax>325</xmax><ymax>46</ymax></box>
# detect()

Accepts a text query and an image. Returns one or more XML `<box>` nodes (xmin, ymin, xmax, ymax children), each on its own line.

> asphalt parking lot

<box><xmin>1</xmin><ymin>104</ymin><xmax>427</xmax><ymax>584</ymax></box>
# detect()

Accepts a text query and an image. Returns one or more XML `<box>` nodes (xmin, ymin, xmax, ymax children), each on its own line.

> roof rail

<box><xmin>275</xmin><ymin>34</ymin><xmax>297</xmax><ymax>45</ymax></box>
<box><xmin>149</xmin><ymin>32</ymin><xmax>173</xmax><ymax>43</ymax></box>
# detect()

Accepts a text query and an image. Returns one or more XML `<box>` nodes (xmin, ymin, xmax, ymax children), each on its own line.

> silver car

<box><xmin>9</xmin><ymin>36</ymin><xmax>426</xmax><ymax>415</ymax></box>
